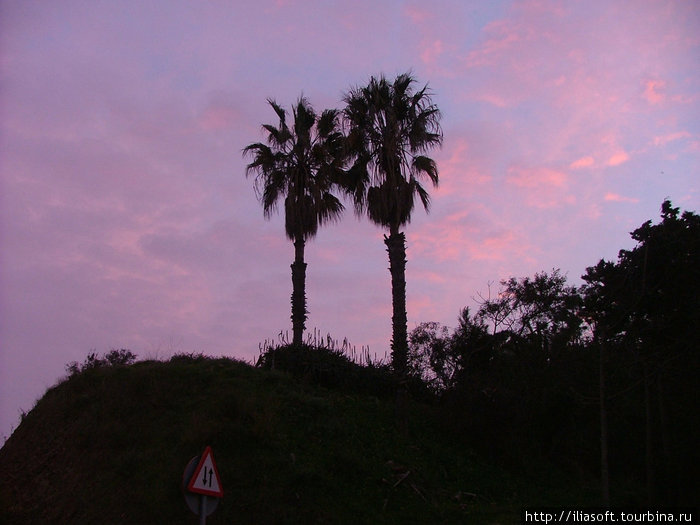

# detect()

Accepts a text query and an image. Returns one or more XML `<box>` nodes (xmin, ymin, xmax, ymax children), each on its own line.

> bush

<box><xmin>66</xmin><ymin>349</ymin><xmax>137</xmax><ymax>376</ymax></box>
<box><xmin>255</xmin><ymin>331</ymin><xmax>396</xmax><ymax>397</ymax></box>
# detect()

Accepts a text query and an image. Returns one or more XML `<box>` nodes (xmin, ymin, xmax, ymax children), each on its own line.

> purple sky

<box><xmin>1</xmin><ymin>0</ymin><xmax>698</xmax><ymax>440</ymax></box>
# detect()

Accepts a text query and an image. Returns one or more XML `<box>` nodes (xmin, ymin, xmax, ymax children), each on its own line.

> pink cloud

<box><xmin>473</xmin><ymin>230</ymin><xmax>517</xmax><ymax>261</ymax></box>
<box><xmin>606</xmin><ymin>151</ymin><xmax>630</xmax><ymax>167</ymax></box>
<box><xmin>653</xmin><ymin>131</ymin><xmax>692</xmax><ymax>146</ymax></box>
<box><xmin>420</xmin><ymin>39</ymin><xmax>446</xmax><ymax>66</ymax></box>
<box><xmin>411</xmin><ymin>270</ymin><xmax>448</xmax><ymax>285</ymax></box>
<box><xmin>406</xmin><ymin>295</ymin><xmax>436</xmax><ymax>320</ymax></box>
<box><xmin>410</xmin><ymin>207</ymin><xmax>536</xmax><ymax>266</ymax></box>
<box><xmin>434</xmin><ymin>137</ymin><xmax>493</xmax><ymax>197</ymax></box>
<box><xmin>410</xmin><ymin>212</ymin><xmax>473</xmax><ymax>262</ymax></box>
<box><xmin>474</xmin><ymin>92</ymin><xmax>509</xmax><ymax>108</ymax></box>
<box><xmin>605</xmin><ymin>193</ymin><xmax>639</xmax><ymax>204</ymax></box>
<box><xmin>315</xmin><ymin>246</ymin><xmax>343</xmax><ymax>264</ymax></box>
<box><xmin>404</xmin><ymin>5</ymin><xmax>432</xmax><ymax>24</ymax></box>
<box><xmin>197</xmin><ymin>104</ymin><xmax>241</xmax><ymax>132</ymax></box>
<box><xmin>507</xmin><ymin>166</ymin><xmax>567</xmax><ymax>188</ymax></box>
<box><xmin>506</xmin><ymin>166</ymin><xmax>575</xmax><ymax>209</ymax></box>
<box><xmin>643</xmin><ymin>79</ymin><xmax>667</xmax><ymax>104</ymax></box>
<box><xmin>464</xmin><ymin>19</ymin><xmax>520</xmax><ymax>69</ymax></box>
<box><xmin>570</xmin><ymin>156</ymin><xmax>595</xmax><ymax>169</ymax></box>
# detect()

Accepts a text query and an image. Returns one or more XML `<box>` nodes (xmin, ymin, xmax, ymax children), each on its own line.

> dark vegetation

<box><xmin>406</xmin><ymin>200</ymin><xmax>699</xmax><ymax>506</ymax></box>
<box><xmin>1</xmin><ymin>351</ymin><xmax>582</xmax><ymax>524</ymax></box>
<box><xmin>0</xmin><ymin>200</ymin><xmax>696</xmax><ymax>523</ymax></box>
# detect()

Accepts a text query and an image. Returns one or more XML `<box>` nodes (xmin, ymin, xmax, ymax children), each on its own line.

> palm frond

<box><xmin>412</xmin><ymin>178</ymin><xmax>431</xmax><ymax>212</ymax></box>
<box><xmin>342</xmin><ymin>72</ymin><xmax>442</xmax><ymax>230</ymax></box>
<box><xmin>267</xmin><ymin>98</ymin><xmax>286</xmax><ymax>125</ymax></box>
<box><xmin>317</xmin><ymin>109</ymin><xmax>340</xmax><ymax>138</ymax></box>
<box><xmin>412</xmin><ymin>155</ymin><xmax>439</xmax><ymax>186</ymax></box>
<box><xmin>243</xmin><ymin>94</ymin><xmax>346</xmax><ymax>241</ymax></box>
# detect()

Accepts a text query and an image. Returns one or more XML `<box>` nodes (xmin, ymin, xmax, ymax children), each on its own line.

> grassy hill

<box><xmin>0</xmin><ymin>352</ymin><xmax>596</xmax><ymax>524</ymax></box>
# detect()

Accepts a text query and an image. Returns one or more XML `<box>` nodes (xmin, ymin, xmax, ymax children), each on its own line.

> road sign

<box><xmin>183</xmin><ymin>456</ymin><xmax>219</xmax><ymax>518</ymax></box>
<box><xmin>187</xmin><ymin>446</ymin><xmax>223</xmax><ymax>498</ymax></box>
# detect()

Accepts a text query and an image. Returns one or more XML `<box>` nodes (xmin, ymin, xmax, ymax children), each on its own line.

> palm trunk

<box><xmin>290</xmin><ymin>238</ymin><xmax>307</xmax><ymax>347</ymax></box>
<box><xmin>385</xmin><ymin>230</ymin><xmax>408</xmax><ymax>378</ymax></box>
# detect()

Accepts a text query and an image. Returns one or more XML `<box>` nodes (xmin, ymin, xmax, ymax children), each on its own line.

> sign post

<box><xmin>183</xmin><ymin>446</ymin><xmax>223</xmax><ymax>524</ymax></box>
<box><xmin>198</xmin><ymin>496</ymin><xmax>208</xmax><ymax>525</ymax></box>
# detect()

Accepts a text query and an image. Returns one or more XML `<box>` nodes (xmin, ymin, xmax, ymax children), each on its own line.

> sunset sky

<box><xmin>1</xmin><ymin>0</ymin><xmax>698</xmax><ymax>440</ymax></box>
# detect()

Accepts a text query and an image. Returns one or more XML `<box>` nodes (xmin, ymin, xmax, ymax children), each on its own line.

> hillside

<box><xmin>0</xmin><ymin>354</ymin><xmax>593</xmax><ymax>524</ymax></box>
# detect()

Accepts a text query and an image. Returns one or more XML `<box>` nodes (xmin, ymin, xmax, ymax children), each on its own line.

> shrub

<box><xmin>66</xmin><ymin>349</ymin><xmax>137</xmax><ymax>376</ymax></box>
<box><xmin>255</xmin><ymin>331</ymin><xmax>396</xmax><ymax>397</ymax></box>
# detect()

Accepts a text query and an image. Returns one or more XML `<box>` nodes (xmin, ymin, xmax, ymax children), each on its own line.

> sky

<box><xmin>1</xmin><ymin>0</ymin><xmax>698</xmax><ymax>441</ymax></box>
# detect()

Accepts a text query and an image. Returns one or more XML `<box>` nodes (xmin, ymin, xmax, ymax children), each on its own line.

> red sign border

<box><xmin>186</xmin><ymin>446</ymin><xmax>224</xmax><ymax>498</ymax></box>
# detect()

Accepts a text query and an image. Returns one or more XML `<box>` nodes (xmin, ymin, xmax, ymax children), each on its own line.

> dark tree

<box><xmin>582</xmin><ymin>199</ymin><xmax>700</xmax><ymax>504</ymax></box>
<box><xmin>408</xmin><ymin>321</ymin><xmax>456</xmax><ymax>392</ymax></box>
<box><xmin>244</xmin><ymin>97</ymin><xmax>345</xmax><ymax>346</ymax></box>
<box><xmin>343</xmin><ymin>73</ymin><xmax>442</xmax><ymax>377</ymax></box>
<box><xmin>476</xmin><ymin>269</ymin><xmax>584</xmax><ymax>354</ymax></box>
<box><xmin>581</xmin><ymin>259</ymin><xmax>623</xmax><ymax>505</ymax></box>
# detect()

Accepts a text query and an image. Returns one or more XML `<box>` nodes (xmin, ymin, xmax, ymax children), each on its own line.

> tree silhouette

<box><xmin>582</xmin><ymin>199</ymin><xmax>700</xmax><ymax>504</ymax></box>
<box><xmin>343</xmin><ymin>72</ymin><xmax>442</xmax><ymax>377</ymax></box>
<box><xmin>476</xmin><ymin>269</ymin><xmax>583</xmax><ymax>354</ymax></box>
<box><xmin>244</xmin><ymin>97</ymin><xmax>345</xmax><ymax>346</ymax></box>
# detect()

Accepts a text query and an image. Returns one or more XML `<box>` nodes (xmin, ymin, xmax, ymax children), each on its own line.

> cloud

<box><xmin>505</xmin><ymin>166</ymin><xmax>575</xmax><ymax>208</ymax></box>
<box><xmin>433</xmin><ymin>137</ymin><xmax>493</xmax><ymax>197</ymax></box>
<box><xmin>570</xmin><ymin>156</ymin><xmax>595</xmax><ymax>169</ymax></box>
<box><xmin>410</xmin><ymin>207</ymin><xmax>534</xmax><ymax>265</ymax></box>
<box><xmin>653</xmin><ymin>131</ymin><xmax>692</xmax><ymax>147</ymax></box>
<box><xmin>463</xmin><ymin>19</ymin><xmax>520</xmax><ymax>69</ymax></box>
<box><xmin>473</xmin><ymin>93</ymin><xmax>509</xmax><ymax>108</ymax></box>
<box><xmin>404</xmin><ymin>5</ymin><xmax>432</xmax><ymax>24</ymax></box>
<box><xmin>604</xmin><ymin>193</ymin><xmax>639</xmax><ymax>204</ymax></box>
<box><xmin>507</xmin><ymin>167</ymin><xmax>567</xmax><ymax>189</ymax></box>
<box><xmin>606</xmin><ymin>151</ymin><xmax>630</xmax><ymax>167</ymax></box>
<box><xmin>197</xmin><ymin>99</ymin><xmax>243</xmax><ymax>132</ymax></box>
<box><xmin>643</xmin><ymin>79</ymin><xmax>667</xmax><ymax>105</ymax></box>
<box><xmin>420</xmin><ymin>39</ymin><xmax>446</xmax><ymax>67</ymax></box>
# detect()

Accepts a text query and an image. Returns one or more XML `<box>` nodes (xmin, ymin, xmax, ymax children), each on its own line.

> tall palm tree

<box><xmin>243</xmin><ymin>97</ymin><xmax>345</xmax><ymax>346</ymax></box>
<box><xmin>343</xmin><ymin>72</ymin><xmax>442</xmax><ymax>377</ymax></box>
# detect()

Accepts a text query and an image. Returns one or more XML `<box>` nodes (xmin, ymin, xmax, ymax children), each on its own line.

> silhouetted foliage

<box><xmin>66</xmin><ymin>348</ymin><xmax>137</xmax><ymax>376</ymax></box>
<box><xmin>408</xmin><ymin>321</ymin><xmax>457</xmax><ymax>392</ymax></box>
<box><xmin>244</xmin><ymin>97</ymin><xmax>346</xmax><ymax>346</ymax></box>
<box><xmin>404</xmin><ymin>200</ymin><xmax>698</xmax><ymax>505</ymax></box>
<box><xmin>343</xmin><ymin>72</ymin><xmax>442</xmax><ymax>377</ymax></box>
<box><xmin>581</xmin><ymin>199</ymin><xmax>700</xmax><ymax>504</ymax></box>
<box><xmin>408</xmin><ymin>271</ymin><xmax>589</xmax><ymax>472</ymax></box>
<box><xmin>255</xmin><ymin>331</ymin><xmax>398</xmax><ymax>397</ymax></box>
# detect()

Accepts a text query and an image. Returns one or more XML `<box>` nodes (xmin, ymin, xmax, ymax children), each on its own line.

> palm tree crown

<box><xmin>343</xmin><ymin>72</ymin><xmax>442</xmax><ymax>376</ymax></box>
<box><xmin>343</xmin><ymin>72</ymin><xmax>442</xmax><ymax>233</ymax></box>
<box><xmin>243</xmin><ymin>97</ymin><xmax>345</xmax><ymax>345</ymax></box>
<box><xmin>244</xmin><ymin>97</ymin><xmax>345</xmax><ymax>241</ymax></box>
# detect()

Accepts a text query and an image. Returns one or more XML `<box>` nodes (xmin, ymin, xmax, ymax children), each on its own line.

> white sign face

<box><xmin>187</xmin><ymin>446</ymin><xmax>223</xmax><ymax>498</ymax></box>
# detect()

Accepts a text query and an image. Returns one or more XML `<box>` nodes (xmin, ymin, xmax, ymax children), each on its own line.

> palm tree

<box><xmin>343</xmin><ymin>73</ymin><xmax>442</xmax><ymax>377</ymax></box>
<box><xmin>243</xmin><ymin>97</ymin><xmax>345</xmax><ymax>346</ymax></box>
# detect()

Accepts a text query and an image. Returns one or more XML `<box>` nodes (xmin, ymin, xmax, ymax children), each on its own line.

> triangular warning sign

<box><xmin>187</xmin><ymin>446</ymin><xmax>223</xmax><ymax>497</ymax></box>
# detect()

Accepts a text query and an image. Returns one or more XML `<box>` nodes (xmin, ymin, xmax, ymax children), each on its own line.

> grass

<box><xmin>0</xmin><ymin>351</ymin><xmax>598</xmax><ymax>524</ymax></box>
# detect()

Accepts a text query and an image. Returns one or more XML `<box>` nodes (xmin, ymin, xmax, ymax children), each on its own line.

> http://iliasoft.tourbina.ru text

<box><xmin>521</xmin><ymin>509</ymin><xmax>695</xmax><ymax>523</ymax></box>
